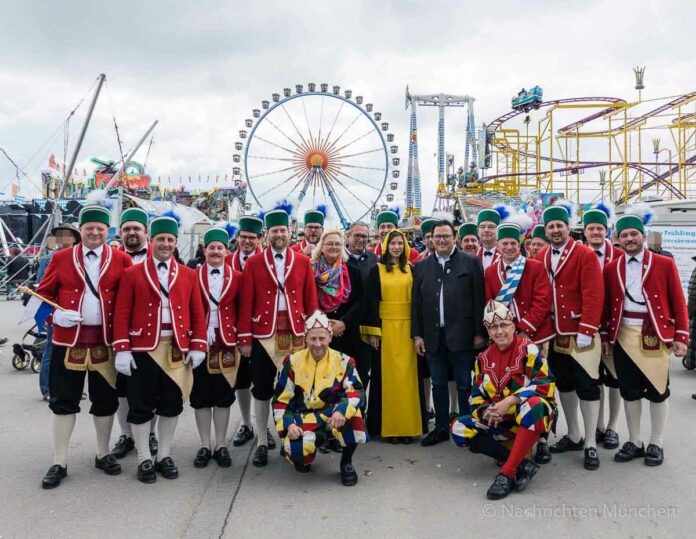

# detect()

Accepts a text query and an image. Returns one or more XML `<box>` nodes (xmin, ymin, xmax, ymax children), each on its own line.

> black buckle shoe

<box><xmin>515</xmin><ymin>459</ymin><xmax>540</xmax><ymax>492</ymax></box>
<box><xmin>644</xmin><ymin>444</ymin><xmax>664</xmax><ymax>466</ymax></box>
<box><xmin>155</xmin><ymin>457</ymin><xmax>179</xmax><ymax>479</ymax></box>
<box><xmin>149</xmin><ymin>433</ymin><xmax>159</xmax><ymax>456</ymax></box>
<box><xmin>584</xmin><ymin>447</ymin><xmax>600</xmax><ymax>470</ymax></box>
<box><xmin>614</xmin><ymin>441</ymin><xmax>645</xmax><ymax>462</ymax></box>
<box><xmin>603</xmin><ymin>428</ymin><xmax>620</xmax><ymax>450</ymax></box>
<box><xmin>549</xmin><ymin>435</ymin><xmax>584</xmax><ymax>453</ymax></box>
<box><xmin>232</xmin><ymin>425</ymin><xmax>254</xmax><ymax>447</ymax></box>
<box><xmin>41</xmin><ymin>464</ymin><xmax>67</xmax><ymax>489</ymax></box>
<box><xmin>534</xmin><ymin>441</ymin><xmax>552</xmax><ymax>464</ymax></box>
<box><xmin>420</xmin><ymin>428</ymin><xmax>449</xmax><ymax>447</ymax></box>
<box><xmin>486</xmin><ymin>473</ymin><xmax>515</xmax><ymax>500</ymax></box>
<box><xmin>595</xmin><ymin>428</ymin><xmax>606</xmax><ymax>443</ymax></box>
<box><xmin>213</xmin><ymin>447</ymin><xmax>232</xmax><ymax>468</ymax></box>
<box><xmin>95</xmin><ymin>454</ymin><xmax>122</xmax><ymax>476</ymax></box>
<box><xmin>193</xmin><ymin>447</ymin><xmax>212</xmax><ymax>468</ymax></box>
<box><xmin>340</xmin><ymin>462</ymin><xmax>358</xmax><ymax>486</ymax></box>
<box><xmin>266</xmin><ymin>428</ymin><xmax>277</xmax><ymax>450</ymax></box>
<box><xmin>253</xmin><ymin>445</ymin><xmax>268</xmax><ymax>468</ymax></box>
<box><xmin>111</xmin><ymin>435</ymin><xmax>135</xmax><ymax>459</ymax></box>
<box><xmin>137</xmin><ymin>459</ymin><xmax>156</xmax><ymax>484</ymax></box>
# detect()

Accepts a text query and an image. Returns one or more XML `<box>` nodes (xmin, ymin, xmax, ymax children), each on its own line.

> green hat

<box><xmin>616</xmin><ymin>215</ymin><xmax>644</xmax><ymax>235</ymax></box>
<box><xmin>458</xmin><ymin>222</ymin><xmax>478</xmax><ymax>240</ymax></box>
<box><xmin>120</xmin><ymin>207</ymin><xmax>149</xmax><ymax>228</ymax></box>
<box><xmin>582</xmin><ymin>209</ymin><xmax>608</xmax><ymax>229</ymax></box>
<box><xmin>150</xmin><ymin>216</ymin><xmax>179</xmax><ymax>237</ymax></box>
<box><xmin>420</xmin><ymin>218</ymin><xmax>436</xmax><ymax>236</ymax></box>
<box><xmin>239</xmin><ymin>215</ymin><xmax>263</xmax><ymax>235</ymax></box>
<box><xmin>79</xmin><ymin>205</ymin><xmax>111</xmax><ymax>227</ymax></box>
<box><xmin>204</xmin><ymin>227</ymin><xmax>230</xmax><ymax>247</ymax></box>
<box><xmin>304</xmin><ymin>209</ymin><xmax>325</xmax><ymax>226</ymax></box>
<box><xmin>376</xmin><ymin>210</ymin><xmax>399</xmax><ymax>227</ymax></box>
<box><xmin>497</xmin><ymin>223</ymin><xmax>521</xmax><ymax>241</ymax></box>
<box><xmin>543</xmin><ymin>206</ymin><xmax>569</xmax><ymax>226</ymax></box>
<box><xmin>264</xmin><ymin>209</ymin><xmax>289</xmax><ymax>229</ymax></box>
<box><xmin>531</xmin><ymin>225</ymin><xmax>548</xmax><ymax>241</ymax></box>
<box><xmin>477</xmin><ymin>209</ymin><xmax>501</xmax><ymax>226</ymax></box>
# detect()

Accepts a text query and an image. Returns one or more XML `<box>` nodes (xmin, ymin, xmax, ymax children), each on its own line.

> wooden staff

<box><xmin>17</xmin><ymin>286</ymin><xmax>65</xmax><ymax>311</ymax></box>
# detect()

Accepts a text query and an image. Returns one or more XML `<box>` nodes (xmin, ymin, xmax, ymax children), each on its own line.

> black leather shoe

<box><xmin>549</xmin><ymin>435</ymin><xmax>584</xmax><ymax>453</ymax></box>
<box><xmin>420</xmin><ymin>428</ymin><xmax>449</xmax><ymax>447</ymax></box>
<box><xmin>614</xmin><ymin>441</ymin><xmax>645</xmax><ymax>462</ymax></box>
<box><xmin>137</xmin><ymin>459</ymin><xmax>156</xmax><ymax>484</ymax></box>
<box><xmin>232</xmin><ymin>425</ymin><xmax>254</xmax><ymax>447</ymax></box>
<box><xmin>155</xmin><ymin>457</ymin><xmax>179</xmax><ymax>479</ymax></box>
<box><xmin>644</xmin><ymin>444</ymin><xmax>664</xmax><ymax>466</ymax></box>
<box><xmin>603</xmin><ymin>428</ymin><xmax>620</xmax><ymax>450</ymax></box>
<box><xmin>149</xmin><ymin>433</ymin><xmax>159</xmax><ymax>456</ymax></box>
<box><xmin>111</xmin><ymin>435</ymin><xmax>135</xmax><ymax>459</ymax></box>
<box><xmin>95</xmin><ymin>454</ymin><xmax>121</xmax><ymax>475</ymax></box>
<box><xmin>595</xmin><ymin>428</ymin><xmax>606</xmax><ymax>443</ymax></box>
<box><xmin>534</xmin><ymin>441</ymin><xmax>552</xmax><ymax>465</ymax></box>
<box><xmin>194</xmin><ymin>448</ymin><xmax>212</xmax><ymax>468</ymax></box>
<box><xmin>294</xmin><ymin>462</ymin><xmax>312</xmax><ymax>473</ymax></box>
<box><xmin>340</xmin><ymin>462</ymin><xmax>358</xmax><ymax>486</ymax></box>
<box><xmin>486</xmin><ymin>473</ymin><xmax>515</xmax><ymax>500</ymax></box>
<box><xmin>400</xmin><ymin>436</ymin><xmax>413</xmax><ymax>445</ymax></box>
<box><xmin>253</xmin><ymin>445</ymin><xmax>268</xmax><ymax>467</ymax></box>
<box><xmin>515</xmin><ymin>459</ymin><xmax>540</xmax><ymax>492</ymax></box>
<box><xmin>266</xmin><ymin>428</ymin><xmax>277</xmax><ymax>450</ymax></box>
<box><xmin>213</xmin><ymin>447</ymin><xmax>232</xmax><ymax>468</ymax></box>
<box><xmin>41</xmin><ymin>464</ymin><xmax>67</xmax><ymax>489</ymax></box>
<box><xmin>385</xmin><ymin>437</ymin><xmax>399</xmax><ymax>445</ymax></box>
<box><xmin>584</xmin><ymin>447</ymin><xmax>600</xmax><ymax>470</ymax></box>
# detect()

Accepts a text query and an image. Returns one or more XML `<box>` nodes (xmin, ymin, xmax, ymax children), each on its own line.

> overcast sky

<box><xmin>0</xmin><ymin>0</ymin><xmax>694</xmax><ymax>211</ymax></box>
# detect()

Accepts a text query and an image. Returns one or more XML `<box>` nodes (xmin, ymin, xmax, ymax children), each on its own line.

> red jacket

<box><xmin>37</xmin><ymin>245</ymin><xmax>132</xmax><ymax>347</ymax></box>
<box><xmin>117</xmin><ymin>243</ymin><xmax>152</xmax><ymax>262</ymax></box>
<box><xmin>586</xmin><ymin>239</ymin><xmax>622</xmax><ymax>268</ymax></box>
<box><xmin>601</xmin><ymin>249</ymin><xmax>689</xmax><ymax>345</ymax></box>
<box><xmin>225</xmin><ymin>246</ymin><xmax>262</xmax><ymax>272</ymax></box>
<box><xmin>485</xmin><ymin>257</ymin><xmax>554</xmax><ymax>344</ymax></box>
<box><xmin>197</xmin><ymin>262</ymin><xmax>244</xmax><ymax>347</ymax></box>
<box><xmin>290</xmin><ymin>238</ymin><xmax>312</xmax><ymax>254</ymax></box>
<box><xmin>539</xmin><ymin>238</ymin><xmax>604</xmax><ymax>337</ymax></box>
<box><xmin>112</xmin><ymin>256</ymin><xmax>207</xmax><ymax>353</ymax></box>
<box><xmin>477</xmin><ymin>245</ymin><xmax>502</xmax><ymax>266</ymax></box>
<box><xmin>238</xmin><ymin>247</ymin><xmax>318</xmax><ymax>345</ymax></box>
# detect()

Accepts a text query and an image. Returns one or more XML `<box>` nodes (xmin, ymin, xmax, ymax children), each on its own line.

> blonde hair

<box><xmin>311</xmin><ymin>229</ymin><xmax>348</xmax><ymax>262</ymax></box>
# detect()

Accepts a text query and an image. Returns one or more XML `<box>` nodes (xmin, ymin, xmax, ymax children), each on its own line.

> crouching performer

<box><xmin>451</xmin><ymin>300</ymin><xmax>557</xmax><ymax>500</ymax></box>
<box><xmin>272</xmin><ymin>310</ymin><xmax>367</xmax><ymax>486</ymax></box>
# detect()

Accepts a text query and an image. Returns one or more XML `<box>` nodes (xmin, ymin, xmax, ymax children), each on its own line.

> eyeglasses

<box><xmin>487</xmin><ymin>322</ymin><xmax>514</xmax><ymax>332</ymax></box>
<box><xmin>323</xmin><ymin>242</ymin><xmax>342</xmax><ymax>248</ymax></box>
<box><xmin>351</xmin><ymin>234</ymin><xmax>368</xmax><ymax>240</ymax></box>
<box><xmin>433</xmin><ymin>234</ymin><xmax>453</xmax><ymax>241</ymax></box>
<box><xmin>238</xmin><ymin>235</ymin><xmax>257</xmax><ymax>242</ymax></box>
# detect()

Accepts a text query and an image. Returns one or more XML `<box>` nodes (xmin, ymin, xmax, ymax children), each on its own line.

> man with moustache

<box><xmin>458</xmin><ymin>222</ymin><xmax>480</xmax><ymax>256</ymax></box>
<box><xmin>113</xmin><ymin>216</ymin><xmax>207</xmax><ymax>483</ymax></box>
<box><xmin>112</xmin><ymin>207</ymin><xmax>159</xmax><ymax>460</ymax></box>
<box><xmin>291</xmin><ymin>207</ymin><xmax>325</xmax><ymax>256</ymax></box>
<box><xmin>238</xmin><ymin>208</ymin><xmax>318</xmax><ymax>467</ymax></box>
<box><xmin>527</xmin><ymin>225</ymin><xmax>549</xmax><ymax>260</ymax></box>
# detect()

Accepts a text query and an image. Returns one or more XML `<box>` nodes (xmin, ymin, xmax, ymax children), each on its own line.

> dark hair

<box><xmin>382</xmin><ymin>230</ymin><xmax>408</xmax><ymax>273</ymax></box>
<box><xmin>432</xmin><ymin>220</ymin><xmax>455</xmax><ymax>237</ymax></box>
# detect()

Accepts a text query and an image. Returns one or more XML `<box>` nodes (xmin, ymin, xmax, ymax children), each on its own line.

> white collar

<box><xmin>481</xmin><ymin>244</ymin><xmax>496</xmax><ymax>254</ymax></box>
<box><xmin>272</xmin><ymin>248</ymin><xmax>287</xmax><ymax>259</ymax></box>
<box><xmin>589</xmin><ymin>242</ymin><xmax>605</xmax><ymax>256</ymax></box>
<box><xmin>154</xmin><ymin>257</ymin><xmax>172</xmax><ymax>271</ymax></box>
<box><xmin>82</xmin><ymin>244</ymin><xmax>104</xmax><ymax>258</ymax></box>
<box><xmin>207</xmin><ymin>262</ymin><xmax>224</xmax><ymax>275</ymax></box>
<box><xmin>626</xmin><ymin>248</ymin><xmax>645</xmax><ymax>264</ymax></box>
<box><xmin>436</xmin><ymin>247</ymin><xmax>456</xmax><ymax>263</ymax></box>
<box><xmin>551</xmin><ymin>240</ymin><xmax>569</xmax><ymax>254</ymax></box>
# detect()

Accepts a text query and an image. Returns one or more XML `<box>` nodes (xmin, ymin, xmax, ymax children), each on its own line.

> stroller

<box><xmin>11</xmin><ymin>325</ymin><xmax>46</xmax><ymax>373</ymax></box>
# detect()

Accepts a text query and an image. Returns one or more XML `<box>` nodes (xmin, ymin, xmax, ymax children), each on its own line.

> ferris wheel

<box><xmin>234</xmin><ymin>84</ymin><xmax>400</xmax><ymax>228</ymax></box>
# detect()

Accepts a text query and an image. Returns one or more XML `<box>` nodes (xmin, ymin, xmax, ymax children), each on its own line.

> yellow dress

<box><xmin>377</xmin><ymin>263</ymin><xmax>423</xmax><ymax>437</ymax></box>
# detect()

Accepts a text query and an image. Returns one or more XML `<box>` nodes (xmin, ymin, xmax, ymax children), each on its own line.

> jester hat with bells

<box><xmin>482</xmin><ymin>300</ymin><xmax>514</xmax><ymax>329</ymax></box>
<box><xmin>304</xmin><ymin>309</ymin><xmax>333</xmax><ymax>336</ymax></box>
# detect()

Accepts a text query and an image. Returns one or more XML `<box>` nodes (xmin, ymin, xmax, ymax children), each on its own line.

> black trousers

<box><xmin>250</xmin><ymin>339</ymin><xmax>279</xmax><ymax>401</ymax></box>
<box><xmin>190</xmin><ymin>364</ymin><xmax>236</xmax><ymax>409</ymax></box>
<box><xmin>547</xmin><ymin>347</ymin><xmax>600</xmax><ymax>401</ymax></box>
<box><xmin>234</xmin><ymin>354</ymin><xmax>252</xmax><ymax>390</ymax></box>
<box><xmin>116</xmin><ymin>372</ymin><xmax>128</xmax><ymax>397</ymax></box>
<box><xmin>126</xmin><ymin>352</ymin><xmax>183</xmax><ymax>424</ymax></box>
<box><xmin>599</xmin><ymin>359</ymin><xmax>620</xmax><ymax>389</ymax></box>
<box><xmin>613</xmin><ymin>343</ymin><xmax>669</xmax><ymax>403</ymax></box>
<box><xmin>49</xmin><ymin>345</ymin><xmax>118</xmax><ymax>416</ymax></box>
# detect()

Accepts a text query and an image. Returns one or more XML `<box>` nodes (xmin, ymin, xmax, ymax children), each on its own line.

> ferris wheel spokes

<box><xmin>263</xmin><ymin>116</ymin><xmax>311</xmax><ymax>155</ymax></box>
<box><xmin>252</xmin><ymin>135</ymin><xmax>303</xmax><ymax>158</ymax></box>
<box><xmin>257</xmin><ymin>168</ymin><xmax>307</xmax><ymax>199</ymax></box>
<box><xmin>280</xmin><ymin>104</ymin><xmax>312</xmax><ymax>150</ymax></box>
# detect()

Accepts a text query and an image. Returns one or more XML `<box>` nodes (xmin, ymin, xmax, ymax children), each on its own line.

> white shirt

<box><xmin>81</xmin><ymin>244</ymin><xmax>103</xmax><ymax>326</ymax></box>
<box><xmin>622</xmin><ymin>249</ymin><xmax>648</xmax><ymax>324</ymax></box>
<box><xmin>239</xmin><ymin>251</ymin><xmax>252</xmax><ymax>270</ymax></box>
<box><xmin>155</xmin><ymin>257</ymin><xmax>172</xmax><ymax>333</ymax></box>
<box><xmin>550</xmin><ymin>240</ymin><xmax>569</xmax><ymax>273</ymax></box>
<box><xmin>207</xmin><ymin>264</ymin><xmax>224</xmax><ymax>329</ymax></box>
<box><xmin>126</xmin><ymin>244</ymin><xmax>148</xmax><ymax>265</ymax></box>
<box><xmin>272</xmin><ymin>248</ymin><xmax>288</xmax><ymax>311</ymax></box>
<box><xmin>435</xmin><ymin>247</ymin><xmax>456</xmax><ymax>327</ymax></box>
<box><xmin>481</xmin><ymin>245</ymin><xmax>496</xmax><ymax>270</ymax></box>
<box><xmin>591</xmin><ymin>242</ymin><xmax>605</xmax><ymax>264</ymax></box>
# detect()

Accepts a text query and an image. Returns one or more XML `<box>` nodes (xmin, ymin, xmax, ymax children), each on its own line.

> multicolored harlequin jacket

<box><xmin>272</xmin><ymin>348</ymin><xmax>365</xmax><ymax>436</ymax></box>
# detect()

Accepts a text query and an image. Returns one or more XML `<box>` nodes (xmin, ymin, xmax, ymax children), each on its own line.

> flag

<box><xmin>19</xmin><ymin>296</ymin><xmax>54</xmax><ymax>332</ymax></box>
<box><xmin>49</xmin><ymin>154</ymin><xmax>60</xmax><ymax>170</ymax></box>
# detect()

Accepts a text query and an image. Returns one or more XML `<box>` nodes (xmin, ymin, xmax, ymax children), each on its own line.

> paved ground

<box><xmin>1</xmin><ymin>300</ymin><xmax>695</xmax><ymax>538</ymax></box>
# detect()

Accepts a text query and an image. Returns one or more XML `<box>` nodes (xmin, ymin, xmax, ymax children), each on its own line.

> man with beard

<box><xmin>540</xmin><ymin>203</ymin><xmax>604</xmax><ymax>471</ymax></box>
<box><xmin>418</xmin><ymin>218</ymin><xmax>436</xmax><ymax>260</ymax></box>
<box><xmin>476</xmin><ymin>209</ymin><xmax>503</xmax><ymax>270</ymax></box>
<box><xmin>527</xmin><ymin>225</ymin><xmax>549</xmax><ymax>260</ymax></box>
<box><xmin>291</xmin><ymin>207</ymin><xmax>325</xmax><ymax>256</ymax></box>
<box><xmin>602</xmin><ymin>211</ymin><xmax>688</xmax><ymax>466</ymax></box>
<box><xmin>458</xmin><ymin>222</ymin><xmax>480</xmax><ymax>256</ymax></box>
<box><xmin>226</xmin><ymin>215</ymin><xmax>263</xmax><ymax>272</ymax></box>
<box><xmin>113</xmin><ymin>216</ymin><xmax>207</xmax><ymax>483</ymax></box>
<box><xmin>238</xmin><ymin>209</ymin><xmax>318</xmax><ymax>467</ymax></box>
<box><xmin>112</xmin><ymin>207</ymin><xmax>158</xmax><ymax>459</ymax></box>
<box><xmin>582</xmin><ymin>204</ymin><xmax>623</xmax><ymax>451</ymax></box>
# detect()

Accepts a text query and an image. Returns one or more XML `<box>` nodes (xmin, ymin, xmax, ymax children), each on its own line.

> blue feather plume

<box><xmin>594</xmin><ymin>200</ymin><xmax>615</xmax><ymax>220</ymax></box>
<box><xmin>388</xmin><ymin>206</ymin><xmax>401</xmax><ymax>220</ymax></box>
<box><xmin>273</xmin><ymin>198</ymin><xmax>294</xmax><ymax>216</ymax></box>
<box><xmin>553</xmin><ymin>198</ymin><xmax>575</xmax><ymax>218</ymax></box>
<box><xmin>224</xmin><ymin>222</ymin><xmax>239</xmax><ymax>239</ymax></box>
<box><xmin>643</xmin><ymin>206</ymin><xmax>655</xmax><ymax>225</ymax></box>
<box><xmin>256</xmin><ymin>210</ymin><xmax>266</xmax><ymax>222</ymax></box>
<box><xmin>493</xmin><ymin>204</ymin><xmax>511</xmax><ymax>221</ymax></box>
<box><xmin>315</xmin><ymin>204</ymin><xmax>328</xmax><ymax>217</ymax></box>
<box><xmin>162</xmin><ymin>209</ymin><xmax>181</xmax><ymax>224</ymax></box>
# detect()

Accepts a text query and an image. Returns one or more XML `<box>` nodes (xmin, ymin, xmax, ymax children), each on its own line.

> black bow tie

<box><xmin>128</xmin><ymin>248</ymin><xmax>147</xmax><ymax>258</ymax></box>
<box><xmin>242</xmin><ymin>254</ymin><xmax>248</xmax><ymax>262</ymax></box>
<box><xmin>594</xmin><ymin>250</ymin><xmax>602</xmax><ymax>257</ymax></box>
<box><xmin>552</xmin><ymin>249</ymin><xmax>560</xmax><ymax>255</ymax></box>
<box><xmin>483</xmin><ymin>251</ymin><xmax>493</xmax><ymax>257</ymax></box>
<box><xmin>628</xmin><ymin>257</ymin><xmax>639</xmax><ymax>264</ymax></box>
<box><xmin>86</xmin><ymin>250</ymin><xmax>97</xmax><ymax>259</ymax></box>
<box><xmin>211</xmin><ymin>268</ymin><xmax>221</xmax><ymax>275</ymax></box>
<box><xmin>274</xmin><ymin>253</ymin><xmax>283</xmax><ymax>260</ymax></box>
<box><xmin>157</xmin><ymin>262</ymin><xmax>167</xmax><ymax>270</ymax></box>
